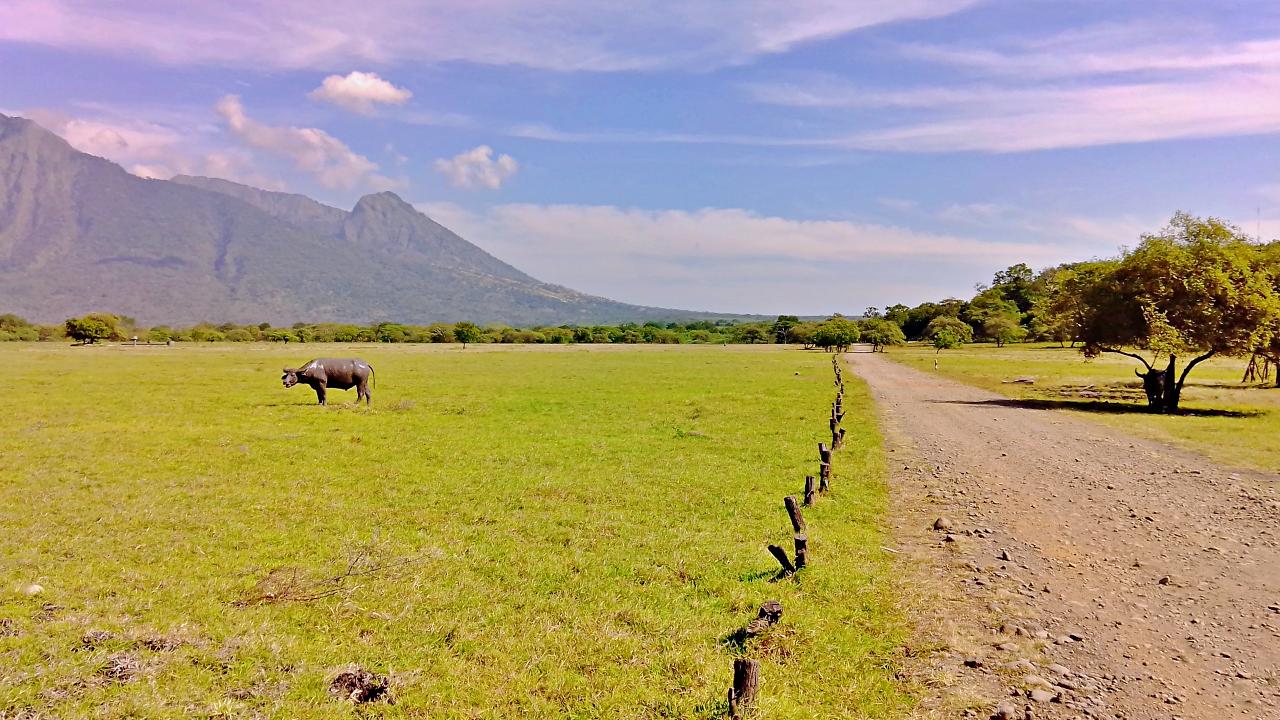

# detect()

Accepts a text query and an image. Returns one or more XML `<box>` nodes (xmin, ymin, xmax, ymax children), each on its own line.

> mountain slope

<box><xmin>0</xmin><ymin>113</ymin><xmax>727</xmax><ymax>326</ymax></box>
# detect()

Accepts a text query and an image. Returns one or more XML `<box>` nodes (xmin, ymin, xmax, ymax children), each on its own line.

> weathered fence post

<box><xmin>838</xmin><ymin>427</ymin><xmax>846</xmax><ymax>446</ymax></box>
<box><xmin>832</xmin><ymin>429</ymin><xmax>841</xmax><ymax>450</ymax></box>
<box><xmin>784</xmin><ymin>495</ymin><xmax>806</xmax><ymax>533</ymax></box>
<box><xmin>818</xmin><ymin>442</ymin><xmax>831</xmax><ymax>464</ymax></box>
<box><xmin>744</xmin><ymin>600</ymin><xmax>783</xmax><ymax>637</ymax></box>
<box><xmin>803</xmin><ymin>475</ymin><xmax>815</xmax><ymax>506</ymax></box>
<box><xmin>728</xmin><ymin>658</ymin><xmax>760</xmax><ymax>717</ymax></box>
<box><xmin>794</xmin><ymin>533</ymin><xmax>808</xmax><ymax>569</ymax></box>
<box><xmin>819</xmin><ymin>462</ymin><xmax>831</xmax><ymax>492</ymax></box>
<box><xmin>767</xmin><ymin>544</ymin><xmax>795</xmax><ymax>575</ymax></box>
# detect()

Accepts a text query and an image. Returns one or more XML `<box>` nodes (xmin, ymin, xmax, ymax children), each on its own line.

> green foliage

<box><xmin>858</xmin><ymin>318</ymin><xmax>906</xmax><ymax>352</ymax></box>
<box><xmin>64</xmin><ymin>314</ymin><xmax>117</xmax><ymax>344</ymax></box>
<box><xmin>772</xmin><ymin>314</ymin><xmax>800</xmax><ymax>343</ymax></box>
<box><xmin>813</xmin><ymin>316</ymin><xmax>860</xmax><ymax>352</ymax></box>
<box><xmin>1072</xmin><ymin>213</ymin><xmax>1280</xmax><ymax>410</ymax></box>
<box><xmin>452</xmin><ymin>321</ymin><xmax>483</xmax><ymax>347</ymax></box>
<box><xmin>981</xmin><ymin>314</ymin><xmax>1027</xmax><ymax>347</ymax></box>
<box><xmin>923</xmin><ymin>315</ymin><xmax>973</xmax><ymax>344</ymax></box>
<box><xmin>930</xmin><ymin>328</ymin><xmax>963</xmax><ymax>353</ymax></box>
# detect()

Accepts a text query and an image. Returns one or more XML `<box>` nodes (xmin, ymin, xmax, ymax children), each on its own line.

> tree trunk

<box><xmin>1162</xmin><ymin>351</ymin><xmax>1215</xmax><ymax>413</ymax></box>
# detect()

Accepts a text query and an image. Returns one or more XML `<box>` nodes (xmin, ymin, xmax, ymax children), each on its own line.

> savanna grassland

<box><xmin>0</xmin><ymin>343</ymin><xmax>910</xmax><ymax>719</ymax></box>
<box><xmin>886</xmin><ymin>342</ymin><xmax>1280</xmax><ymax>472</ymax></box>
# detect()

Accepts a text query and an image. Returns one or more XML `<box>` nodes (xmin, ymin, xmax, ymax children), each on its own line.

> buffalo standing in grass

<box><xmin>282</xmin><ymin>358</ymin><xmax>375</xmax><ymax>406</ymax></box>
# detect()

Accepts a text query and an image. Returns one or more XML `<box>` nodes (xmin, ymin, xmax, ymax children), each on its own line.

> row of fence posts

<box><xmin>727</xmin><ymin>355</ymin><xmax>846</xmax><ymax>718</ymax></box>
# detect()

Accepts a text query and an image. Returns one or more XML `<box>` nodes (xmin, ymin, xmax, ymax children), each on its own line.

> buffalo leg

<box><xmin>358</xmin><ymin>381</ymin><xmax>371</xmax><ymax>405</ymax></box>
<box><xmin>314</xmin><ymin>384</ymin><xmax>327</xmax><ymax>405</ymax></box>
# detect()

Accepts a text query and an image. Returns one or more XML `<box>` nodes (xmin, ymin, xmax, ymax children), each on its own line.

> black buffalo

<box><xmin>282</xmin><ymin>358</ymin><xmax>375</xmax><ymax>406</ymax></box>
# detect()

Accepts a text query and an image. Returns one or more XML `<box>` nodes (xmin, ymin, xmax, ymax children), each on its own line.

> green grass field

<box><xmin>885</xmin><ymin>342</ymin><xmax>1280</xmax><ymax>472</ymax></box>
<box><xmin>0</xmin><ymin>343</ymin><xmax>910</xmax><ymax>719</ymax></box>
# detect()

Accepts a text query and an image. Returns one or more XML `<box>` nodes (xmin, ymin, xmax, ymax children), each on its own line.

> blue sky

<box><xmin>2</xmin><ymin>0</ymin><xmax>1279</xmax><ymax>315</ymax></box>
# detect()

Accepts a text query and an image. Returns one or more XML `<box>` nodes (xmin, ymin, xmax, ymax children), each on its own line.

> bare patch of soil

<box><xmin>328</xmin><ymin>666</ymin><xmax>392</xmax><ymax>704</ymax></box>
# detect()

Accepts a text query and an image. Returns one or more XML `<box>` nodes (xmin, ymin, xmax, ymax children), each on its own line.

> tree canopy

<box><xmin>1070</xmin><ymin>213</ymin><xmax>1280</xmax><ymax>411</ymax></box>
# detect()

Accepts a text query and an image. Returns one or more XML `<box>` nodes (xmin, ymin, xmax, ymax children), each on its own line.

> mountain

<box><xmin>0</xmin><ymin>113</ymin><xmax>739</xmax><ymax>326</ymax></box>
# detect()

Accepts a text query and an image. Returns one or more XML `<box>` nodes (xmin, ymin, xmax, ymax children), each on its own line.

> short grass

<box><xmin>0</xmin><ymin>343</ymin><xmax>910</xmax><ymax>719</ymax></box>
<box><xmin>885</xmin><ymin>342</ymin><xmax>1280</xmax><ymax>472</ymax></box>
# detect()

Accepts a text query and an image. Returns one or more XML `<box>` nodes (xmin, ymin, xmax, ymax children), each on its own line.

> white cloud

<box><xmin>308</xmin><ymin>71</ymin><xmax>411</xmax><ymax>114</ymax></box>
<box><xmin>433</xmin><ymin>146</ymin><xmax>519</xmax><ymax>190</ymax></box>
<box><xmin>214</xmin><ymin>94</ymin><xmax>396</xmax><ymax>190</ymax></box>
<box><xmin>0</xmin><ymin>0</ymin><xmax>979</xmax><ymax>72</ymax></box>
<box><xmin>741</xmin><ymin>27</ymin><xmax>1280</xmax><ymax>153</ymax></box>
<box><xmin>411</xmin><ymin>201</ymin><xmax>1083</xmax><ymax>311</ymax></box>
<box><xmin>23</xmin><ymin>108</ymin><xmax>282</xmax><ymax>188</ymax></box>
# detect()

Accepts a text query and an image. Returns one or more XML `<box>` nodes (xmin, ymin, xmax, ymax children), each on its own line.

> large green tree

<box><xmin>858</xmin><ymin>318</ymin><xmax>906</xmax><ymax>352</ymax></box>
<box><xmin>64</xmin><ymin>313</ymin><xmax>126</xmax><ymax>344</ymax></box>
<box><xmin>1077</xmin><ymin>213</ymin><xmax>1280</xmax><ymax>412</ymax></box>
<box><xmin>813</xmin><ymin>317</ymin><xmax>860</xmax><ymax>352</ymax></box>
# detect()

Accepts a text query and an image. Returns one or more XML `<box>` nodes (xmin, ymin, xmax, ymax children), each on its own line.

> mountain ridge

<box><xmin>0</xmin><ymin>113</ymin><xmax>751</xmax><ymax>326</ymax></box>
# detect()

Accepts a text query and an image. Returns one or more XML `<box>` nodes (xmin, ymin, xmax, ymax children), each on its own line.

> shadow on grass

<box><xmin>932</xmin><ymin>397</ymin><xmax>1260</xmax><ymax>418</ymax></box>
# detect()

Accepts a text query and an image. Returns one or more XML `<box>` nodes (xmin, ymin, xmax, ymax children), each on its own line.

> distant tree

<box><xmin>772</xmin><ymin>315</ymin><xmax>800</xmax><ymax>344</ymax></box>
<box><xmin>858</xmin><ymin>318</ymin><xmax>906</xmax><ymax>352</ymax></box>
<box><xmin>883</xmin><ymin>303</ymin><xmax>910</xmax><ymax>329</ymax></box>
<box><xmin>453</xmin><ymin>321</ymin><xmax>482</xmax><ymax>348</ymax></box>
<box><xmin>931</xmin><ymin>327</ymin><xmax>963</xmax><ymax>354</ymax></box>
<box><xmin>963</xmin><ymin>289</ymin><xmax>1021</xmax><ymax>336</ymax></box>
<box><xmin>923</xmin><ymin>315</ymin><xmax>974</xmax><ymax>344</ymax></box>
<box><xmin>64</xmin><ymin>315</ymin><xmax>113</xmax><ymax>344</ymax></box>
<box><xmin>739</xmin><ymin>326</ymin><xmax>768</xmax><ymax>344</ymax></box>
<box><xmin>790</xmin><ymin>322</ymin><xmax>818</xmax><ymax>349</ymax></box>
<box><xmin>902</xmin><ymin>299</ymin><xmax>966</xmax><ymax>339</ymax></box>
<box><xmin>989</xmin><ymin>262</ymin><xmax>1037</xmax><ymax>313</ymax></box>
<box><xmin>982</xmin><ymin>314</ymin><xmax>1027</xmax><ymax>347</ymax></box>
<box><xmin>813</xmin><ymin>317</ymin><xmax>860</xmax><ymax>352</ymax></box>
<box><xmin>1076</xmin><ymin>213</ymin><xmax>1280</xmax><ymax>412</ymax></box>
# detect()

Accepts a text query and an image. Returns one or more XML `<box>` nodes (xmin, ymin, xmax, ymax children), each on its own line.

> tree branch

<box><xmin>1176</xmin><ymin>350</ymin><xmax>1216</xmax><ymax>390</ymax></box>
<box><xmin>1099</xmin><ymin>346</ymin><xmax>1154</xmax><ymax>371</ymax></box>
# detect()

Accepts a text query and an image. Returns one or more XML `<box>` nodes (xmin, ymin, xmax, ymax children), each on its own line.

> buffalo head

<box><xmin>282</xmin><ymin>368</ymin><xmax>300</xmax><ymax>388</ymax></box>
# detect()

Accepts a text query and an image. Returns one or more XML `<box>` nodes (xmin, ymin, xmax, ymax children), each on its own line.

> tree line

<box><xmin>1</xmin><ymin>312</ymin><xmax>891</xmax><ymax>349</ymax></box>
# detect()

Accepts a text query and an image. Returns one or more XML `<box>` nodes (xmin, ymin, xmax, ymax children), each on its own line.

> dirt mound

<box><xmin>328</xmin><ymin>666</ymin><xmax>392</xmax><ymax>704</ymax></box>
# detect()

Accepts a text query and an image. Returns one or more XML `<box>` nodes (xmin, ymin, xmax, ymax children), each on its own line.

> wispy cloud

<box><xmin>215</xmin><ymin>95</ymin><xmax>397</xmax><ymax>190</ymax></box>
<box><xmin>433</xmin><ymin>146</ymin><xmax>519</xmax><ymax>190</ymax></box>
<box><xmin>308</xmin><ymin>71</ymin><xmax>411</xmax><ymax>114</ymax></box>
<box><xmin>741</xmin><ymin>25</ymin><xmax>1280</xmax><ymax>152</ymax></box>
<box><xmin>0</xmin><ymin>0</ymin><xmax>980</xmax><ymax>72</ymax></box>
<box><xmin>23</xmin><ymin>107</ymin><xmax>282</xmax><ymax>187</ymax></box>
<box><xmin>411</xmin><ymin>200</ymin><xmax>1101</xmax><ymax>312</ymax></box>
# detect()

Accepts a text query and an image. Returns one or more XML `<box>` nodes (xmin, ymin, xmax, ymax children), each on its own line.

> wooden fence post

<box><xmin>803</xmin><ymin>475</ymin><xmax>815</xmax><ymax>506</ymax></box>
<box><xmin>728</xmin><ymin>658</ymin><xmax>760</xmax><ymax>718</ymax></box>
<box><xmin>818</xmin><ymin>442</ymin><xmax>831</xmax><ymax>464</ymax></box>
<box><xmin>819</xmin><ymin>462</ymin><xmax>831</xmax><ymax>492</ymax></box>
<box><xmin>744</xmin><ymin>600</ymin><xmax>783</xmax><ymax>637</ymax></box>
<box><xmin>794</xmin><ymin>533</ymin><xmax>808</xmax><ymax>569</ymax></box>
<box><xmin>784</xmin><ymin>495</ymin><xmax>806</xmax><ymax>533</ymax></box>
<box><xmin>767</xmin><ymin>544</ymin><xmax>795</xmax><ymax>575</ymax></box>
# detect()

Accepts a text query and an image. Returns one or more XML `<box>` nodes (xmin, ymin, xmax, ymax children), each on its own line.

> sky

<box><xmin>2</xmin><ymin>0</ymin><xmax>1280</xmax><ymax>316</ymax></box>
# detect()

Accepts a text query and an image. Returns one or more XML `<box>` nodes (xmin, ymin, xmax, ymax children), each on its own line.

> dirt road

<box><xmin>846</xmin><ymin>351</ymin><xmax>1280</xmax><ymax>720</ymax></box>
